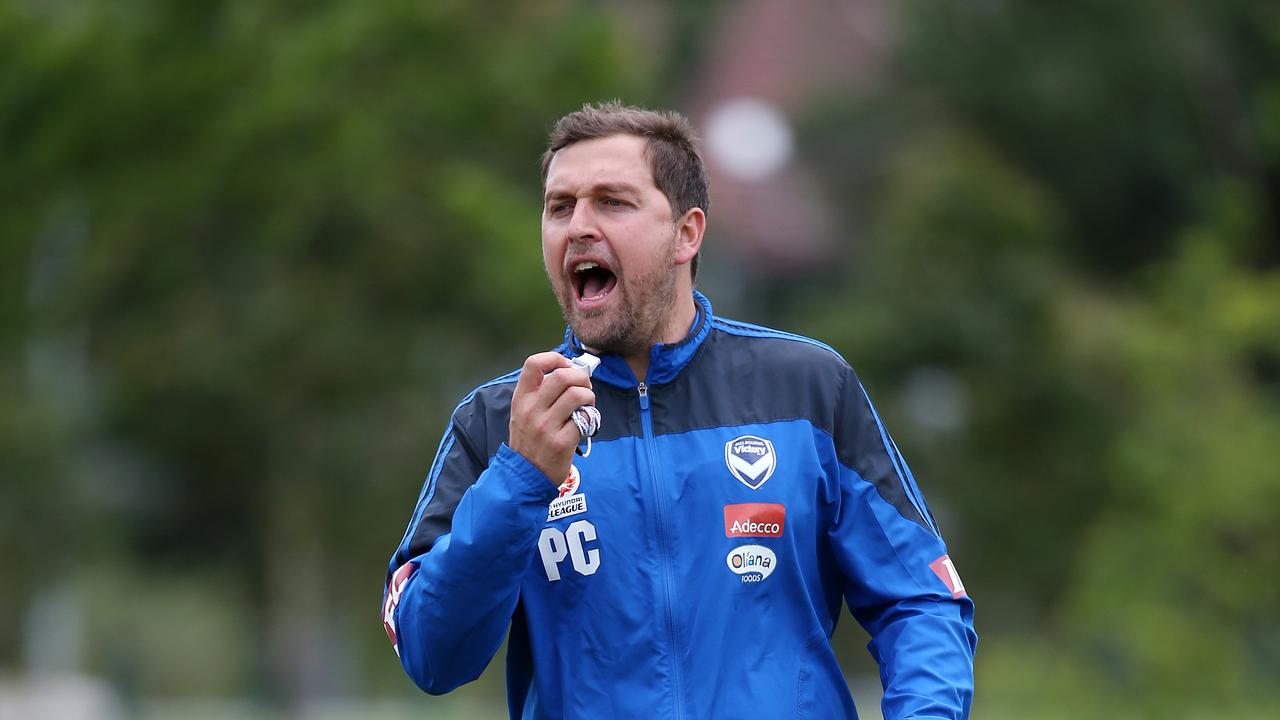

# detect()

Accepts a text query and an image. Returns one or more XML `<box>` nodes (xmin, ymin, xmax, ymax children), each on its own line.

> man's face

<box><xmin>542</xmin><ymin>134</ymin><xmax>680</xmax><ymax>356</ymax></box>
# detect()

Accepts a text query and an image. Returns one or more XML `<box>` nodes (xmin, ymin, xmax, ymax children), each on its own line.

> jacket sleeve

<box><xmin>381</xmin><ymin>398</ymin><xmax>557</xmax><ymax>695</ymax></box>
<box><xmin>828</xmin><ymin>368</ymin><xmax>977</xmax><ymax>720</ymax></box>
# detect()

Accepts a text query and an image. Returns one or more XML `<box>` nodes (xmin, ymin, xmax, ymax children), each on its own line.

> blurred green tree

<box><xmin>1</xmin><ymin>0</ymin><xmax>648</xmax><ymax>707</ymax></box>
<box><xmin>789</xmin><ymin>0</ymin><xmax>1280</xmax><ymax>715</ymax></box>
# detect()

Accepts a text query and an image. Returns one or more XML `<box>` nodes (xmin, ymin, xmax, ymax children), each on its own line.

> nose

<box><xmin>566</xmin><ymin>200</ymin><xmax>599</xmax><ymax>243</ymax></box>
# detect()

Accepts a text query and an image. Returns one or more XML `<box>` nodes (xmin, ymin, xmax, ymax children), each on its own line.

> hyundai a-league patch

<box><xmin>548</xmin><ymin>464</ymin><xmax>588</xmax><ymax>521</ymax></box>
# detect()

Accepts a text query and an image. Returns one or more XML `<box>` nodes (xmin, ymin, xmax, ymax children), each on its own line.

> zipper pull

<box><xmin>637</xmin><ymin>382</ymin><xmax>650</xmax><ymax>411</ymax></box>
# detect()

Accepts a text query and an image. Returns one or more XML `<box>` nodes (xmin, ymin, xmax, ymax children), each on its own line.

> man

<box><xmin>382</xmin><ymin>102</ymin><xmax>976</xmax><ymax>719</ymax></box>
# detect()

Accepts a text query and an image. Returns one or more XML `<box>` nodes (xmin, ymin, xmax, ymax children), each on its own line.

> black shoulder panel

<box><xmin>401</xmin><ymin>374</ymin><xmax>518</xmax><ymax>560</ymax></box>
<box><xmin>590</xmin><ymin>382</ymin><xmax>645</xmax><ymax>441</ymax></box>
<box><xmin>649</xmin><ymin>325</ymin><xmax>848</xmax><ymax>437</ymax></box>
<box><xmin>460</xmin><ymin>379</ymin><xmax>516</xmax><ymax>459</ymax></box>
<box><xmin>832</xmin><ymin>368</ymin><xmax>932</xmax><ymax>530</ymax></box>
<box><xmin>651</xmin><ymin>322</ymin><xmax>933</xmax><ymax>532</ymax></box>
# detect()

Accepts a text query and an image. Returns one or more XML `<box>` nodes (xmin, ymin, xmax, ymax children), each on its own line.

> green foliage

<box><xmin>791</xmin><ymin>0</ymin><xmax>1280</xmax><ymax>715</ymax></box>
<box><xmin>1062</xmin><ymin>234</ymin><xmax>1280</xmax><ymax>708</ymax></box>
<box><xmin>1</xmin><ymin>0</ymin><xmax>644</xmax><ymax>703</ymax></box>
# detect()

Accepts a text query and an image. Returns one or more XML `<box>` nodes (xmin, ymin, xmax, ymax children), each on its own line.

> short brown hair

<box><xmin>542</xmin><ymin>100</ymin><xmax>709</xmax><ymax>280</ymax></box>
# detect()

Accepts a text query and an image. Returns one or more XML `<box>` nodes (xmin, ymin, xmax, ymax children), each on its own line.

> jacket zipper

<box><xmin>638</xmin><ymin>382</ymin><xmax>683</xmax><ymax>718</ymax></box>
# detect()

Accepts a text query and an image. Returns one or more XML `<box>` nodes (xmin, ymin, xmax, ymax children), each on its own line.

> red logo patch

<box><xmin>382</xmin><ymin>562</ymin><xmax>417</xmax><ymax>655</ymax></box>
<box><xmin>558</xmin><ymin>465</ymin><xmax>581</xmax><ymax>497</ymax></box>
<box><xmin>724</xmin><ymin>503</ymin><xmax>786</xmax><ymax>538</ymax></box>
<box><xmin>929</xmin><ymin>555</ymin><xmax>967</xmax><ymax>599</ymax></box>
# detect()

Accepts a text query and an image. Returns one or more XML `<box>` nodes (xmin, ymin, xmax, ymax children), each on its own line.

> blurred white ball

<box><xmin>705</xmin><ymin>97</ymin><xmax>794</xmax><ymax>182</ymax></box>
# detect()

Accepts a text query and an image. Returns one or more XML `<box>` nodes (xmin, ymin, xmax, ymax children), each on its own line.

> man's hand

<box><xmin>509</xmin><ymin>352</ymin><xmax>595</xmax><ymax>485</ymax></box>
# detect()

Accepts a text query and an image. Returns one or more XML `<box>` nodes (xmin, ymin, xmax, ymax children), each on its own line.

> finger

<box><xmin>535</xmin><ymin>372</ymin><xmax>592</xmax><ymax>417</ymax></box>
<box><xmin>513</xmin><ymin>352</ymin><xmax>573</xmax><ymax>398</ymax></box>
<box><xmin>538</xmin><ymin>366</ymin><xmax>593</xmax><ymax>402</ymax></box>
<box><xmin>521</xmin><ymin>367</ymin><xmax>591</xmax><ymax>419</ymax></box>
<box><xmin>548</xmin><ymin>386</ymin><xmax>596</xmax><ymax>426</ymax></box>
<box><xmin>553</xmin><ymin>421</ymin><xmax>585</xmax><ymax>454</ymax></box>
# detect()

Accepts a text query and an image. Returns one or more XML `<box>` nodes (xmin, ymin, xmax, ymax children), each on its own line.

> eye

<box><xmin>548</xmin><ymin>200</ymin><xmax>573</xmax><ymax>217</ymax></box>
<box><xmin>602</xmin><ymin>197</ymin><xmax>627</xmax><ymax>209</ymax></box>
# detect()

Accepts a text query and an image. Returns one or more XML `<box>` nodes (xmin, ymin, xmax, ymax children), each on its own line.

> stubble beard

<box><xmin>554</xmin><ymin>230</ymin><xmax>678</xmax><ymax>357</ymax></box>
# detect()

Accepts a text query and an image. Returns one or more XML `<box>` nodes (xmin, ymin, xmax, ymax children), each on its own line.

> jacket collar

<box><xmin>563</xmin><ymin>291</ymin><xmax>714</xmax><ymax>388</ymax></box>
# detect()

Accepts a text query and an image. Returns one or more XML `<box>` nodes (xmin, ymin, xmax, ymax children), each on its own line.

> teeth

<box><xmin>574</xmin><ymin>261</ymin><xmax>599</xmax><ymax>273</ymax></box>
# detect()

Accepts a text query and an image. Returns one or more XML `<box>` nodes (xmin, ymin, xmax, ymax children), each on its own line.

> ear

<box><xmin>673</xmin><ymin>207</ymin><xmax>705</xmax><ymax>266</ymax></box>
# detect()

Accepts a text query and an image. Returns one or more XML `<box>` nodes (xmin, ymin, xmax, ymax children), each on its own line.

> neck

<box><xmin>623</xmin><ymin>289</ymin><xmax>697</xmax><ymax>382</ymax></box>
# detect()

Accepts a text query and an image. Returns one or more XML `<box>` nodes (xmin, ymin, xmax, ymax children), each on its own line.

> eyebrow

<box><xmin>544</xmin><ymin>182</ymin><xmax>642</xmax><ymax>205</ymax></box>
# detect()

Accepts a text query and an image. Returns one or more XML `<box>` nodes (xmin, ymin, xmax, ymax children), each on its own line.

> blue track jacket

<box><xmin>383</xmin><ymin>293</ymin><xmax>976</xmax><ymax>719</ymax></box>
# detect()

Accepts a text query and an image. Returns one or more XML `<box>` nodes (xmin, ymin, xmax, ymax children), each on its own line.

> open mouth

<box><xmin>572</xmin><ymin>260</ymin><xmax>618</xmax><ymax>305</ymax></box>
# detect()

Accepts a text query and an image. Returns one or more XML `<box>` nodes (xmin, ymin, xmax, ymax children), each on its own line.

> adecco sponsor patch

<box><xmin>724</xmin><ymin>503</ymin><xmax>785</xmax><ymax>538</ymax></box>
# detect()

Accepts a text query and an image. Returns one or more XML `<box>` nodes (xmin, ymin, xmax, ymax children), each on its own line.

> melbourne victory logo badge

<box><xmin>724</xmin><ymin>435</ymin><xmax>777</xmax><ymax>490</ymax></box>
